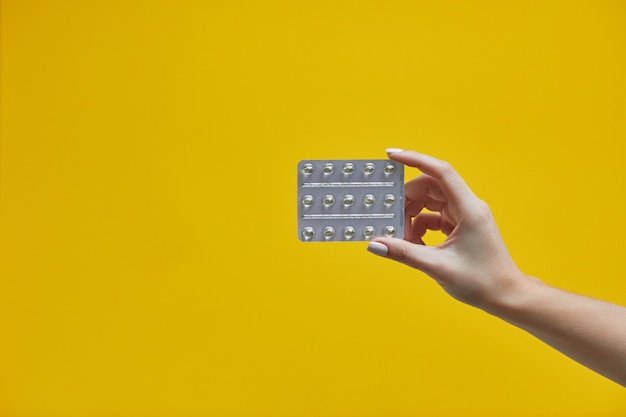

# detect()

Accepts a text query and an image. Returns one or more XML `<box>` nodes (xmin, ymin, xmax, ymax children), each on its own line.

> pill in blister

<box><xmin>363</xmin><ymin>226</ymin><xmax>376</xmax><ymax>239</ymax></box>
<box><xmin>297</xmin><ymin>159</ymin><xmax>404</xmax><ymax>242</ymax></box>
<box><xmin>302</xmin><ymin>195</ymin><xmax>315</xmax><ymax>207</ymax></box>
<box><xmin>323</xmin><ymin>226</ymin><xmax>336</xmax><ymax>240</ymax></box>
<box><xmin>384</xmin><ymin>163</ymin><xmax>396</xmax><ymax>174</ymax></box>
<box><xmin>302</xmin><ymin>163</ymin><xmax>315</xmax><ymax>175</ymax></box>
<box><xmin>363</xmin><ymin>194</ymin><xmax>376</xmax><ymax>207</ymax></box>
<box><xmin>383</xmin><ymin>194</ymin><xmax>396</xmax><ymax>206</ymax></box>
<box><xmin>383</xmin><ymin>225</ymin><xmax>397</xmax><ymax>237</ymax></box>
<box><xmin>302</xmin><ymin>226</ymin><xmax>315</xmax><ymax>240</ymax></box>
<box><xmin>363</xmin><ymin>163</ymin><xmax>376</xmax><ymax>174</ymax></box>
<box><xmin>342</xmin><ymin>163</ymin><xmax>355</xmax><ymax>174</ymax></box>
<box><xmin>343</xmin><ymin>226</ymin><xmax>356</xmax><ymax>239</ymax></box>
<box><xmin>342</xmin><ymin>194</ymin><xmax>355</xmax><ymax>206</ymax></box>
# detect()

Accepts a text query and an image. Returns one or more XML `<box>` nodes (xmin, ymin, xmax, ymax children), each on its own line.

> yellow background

<box><xmin>1</xmin><ymin>1</ymin><xmax>625</xmax><ymax>415</ymax></box>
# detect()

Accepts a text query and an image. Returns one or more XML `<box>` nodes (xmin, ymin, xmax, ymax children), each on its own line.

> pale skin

<box><xmin>367</xmin><ymin>149</ymin><xmax>626</xmax><ymax>387</ymax></box>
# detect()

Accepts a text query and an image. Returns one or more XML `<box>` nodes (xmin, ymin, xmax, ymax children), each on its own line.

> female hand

<box><xmin>368</xmin><ymin>149</ymin><xmax>626</xmax><ymax>387</ymax></box>
<box><xmin>367</xmin><ymin>149</ymin><xmax>532</xmax><ymax>310</ymax></box>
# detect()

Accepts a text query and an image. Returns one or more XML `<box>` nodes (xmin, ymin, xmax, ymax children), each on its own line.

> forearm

<box><xmin>485</xmin><ymin>276</ymin><xmax>626</xmax><ymax>387</ymax></box>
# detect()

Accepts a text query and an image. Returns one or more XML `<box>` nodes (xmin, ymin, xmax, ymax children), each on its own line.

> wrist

<box><xmin>481</xmin><ymin>271</ymin><xmax>545</xmax><ymax>322</ymax></box>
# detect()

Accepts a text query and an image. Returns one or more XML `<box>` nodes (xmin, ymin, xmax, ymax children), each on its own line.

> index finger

<box><xmin>386</xmin><ymin>149</ymin><xmax>477</xmax><ymax>207</ymax></box>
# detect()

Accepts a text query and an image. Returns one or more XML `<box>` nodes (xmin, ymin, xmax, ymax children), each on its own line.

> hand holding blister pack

<box><xmin>297</xmin><ymin>159</ymin><xmax>404</xmax><ymax>242</ymax></box>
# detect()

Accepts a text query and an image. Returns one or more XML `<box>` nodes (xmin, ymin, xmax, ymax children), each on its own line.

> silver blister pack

<box><xmin>297</xmin><ymin>160</ymin><xmax>404</xmax><ymax>242</ymax></box>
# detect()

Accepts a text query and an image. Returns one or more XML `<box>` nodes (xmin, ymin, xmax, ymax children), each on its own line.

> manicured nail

<box><xmin>385</xmin><ymin>148</ymin><xmax>404</xmax><ymax>154</ymax></box>
<box><xmin>367</xmin><ymin>242</ymin><xmax>389</xmax><ymax>256</ymax></box>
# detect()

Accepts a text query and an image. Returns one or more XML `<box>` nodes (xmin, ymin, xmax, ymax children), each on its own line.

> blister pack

<box><xmin>297</xmin><ymin>159</ymin><xmax>404</xmax><ymax>242</ymax></box>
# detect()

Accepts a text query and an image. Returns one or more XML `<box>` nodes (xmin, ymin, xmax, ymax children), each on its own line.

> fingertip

<box><xmin>373</xmin><ymin>236</ymin><xmax>430</xmax><ymax>272</ymax></box>
<box><xmin>367</xmin><ymin>241</ymin><xmax>389</xmax><ymax>256</ymax></box>
<box><xmin>385</xmin><ymin>149</ymin><xmax>424</xmax><ymax>166</ymax></box>
<box><xmin>385</xmin><ymin>148</ymin><xmax>405</xmax><ymax>155</ymax></box>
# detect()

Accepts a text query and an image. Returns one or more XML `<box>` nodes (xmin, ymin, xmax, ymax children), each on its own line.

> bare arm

<box><xmin>487</xmin><ymin>278</ymin><xmax>626</xmax><ymax>386</ymax></box>
<box><xmin>367</xmin><ymin>149</ymin><xmax>626</xmax><ymax>387</ymax></box>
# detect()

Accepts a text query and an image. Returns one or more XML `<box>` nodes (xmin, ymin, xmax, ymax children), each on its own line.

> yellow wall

<box><xmin>1</xmin><ymin>1</ymin><xmax>625</xmax><ymax>415</ymax></box>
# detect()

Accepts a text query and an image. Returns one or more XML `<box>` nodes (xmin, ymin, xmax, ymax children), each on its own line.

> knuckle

<box><xmin>477</xmin><ymin>198</ymin><xmax>492</xmax><ymax>214</ymax></box>
<box><xmin>469</xmin><ymin>198</ymin><xmax>493</xmax><ymax>222</ymax></box>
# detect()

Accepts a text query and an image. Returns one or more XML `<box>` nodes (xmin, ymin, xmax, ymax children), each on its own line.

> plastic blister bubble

<box><xmin>297</xmin><ymin>159</ymin><xmax>404</xmax><ymax>242</ymax></box>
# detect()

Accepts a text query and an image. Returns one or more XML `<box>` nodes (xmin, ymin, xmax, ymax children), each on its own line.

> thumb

<box><xmin>367</xmin><ymin>237</ymin><xmax>440</xmax><ymax>277</ymax></box>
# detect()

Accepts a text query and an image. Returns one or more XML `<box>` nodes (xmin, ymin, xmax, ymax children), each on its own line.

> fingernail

<box><xmin>367</xmin><ymin>242</ymin><xmax>389</xmax><ymax>256</ymax></box>
<box><xmin>385</xmin><ymin>148</ymin><xmax>404</xmax><ymax>154</ymax></box>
